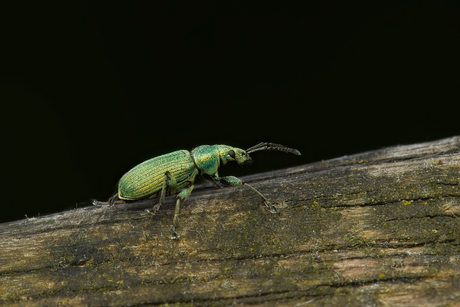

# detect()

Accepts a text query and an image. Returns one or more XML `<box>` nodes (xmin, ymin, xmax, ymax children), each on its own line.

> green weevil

<box><xmin>94</xmin><ymin>142</ymin><xmax>301</xmax><ymax>239</ymax></box>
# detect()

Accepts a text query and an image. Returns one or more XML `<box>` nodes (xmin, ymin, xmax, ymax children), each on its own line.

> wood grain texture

<box><xmin>1</xmin><ymin>136</ymin><xmax>459</xmax><ymax>306</ymax></box>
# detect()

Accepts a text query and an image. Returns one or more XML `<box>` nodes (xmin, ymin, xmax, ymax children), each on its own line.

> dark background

<box><xmin>1</xmin><ymin>1</ymin><xmax>459</xmax><ymax>223</ymax></box>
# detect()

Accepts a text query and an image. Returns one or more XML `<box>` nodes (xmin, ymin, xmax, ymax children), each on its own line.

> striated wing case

<box><xmin>118</xmin><ymin>150</ymin><xmax>195</xmax><ymax>200</ymax></box>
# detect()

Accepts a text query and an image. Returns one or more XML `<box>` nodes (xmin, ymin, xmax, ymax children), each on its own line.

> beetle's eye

<box><xmin>228</xmin><ymin>150</ymin><xmax>235</xmax><ymax>159</ymax></box>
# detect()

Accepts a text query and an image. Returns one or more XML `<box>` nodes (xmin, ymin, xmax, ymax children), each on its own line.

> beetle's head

<box><xmin>219</xmin><ymin>146</ymin><xmax>253</xmax><ymax>166</ymax></box>
<box><xmin>218</xmin><ymin>142</ymin><xmax>301</xmax><ymax>166</ymax></box>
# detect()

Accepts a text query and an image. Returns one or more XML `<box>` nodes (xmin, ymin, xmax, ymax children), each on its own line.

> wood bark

<box><xmin>1</xmin><ymin>136</ymin><xmax>460</xmax><ymax>307</ymax></box>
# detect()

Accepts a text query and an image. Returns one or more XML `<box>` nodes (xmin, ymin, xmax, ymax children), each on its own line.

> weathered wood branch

<box><xmin>1</xmin><ymin>136</ymin><xmax>460</xmax><ymax>306</ymax></box>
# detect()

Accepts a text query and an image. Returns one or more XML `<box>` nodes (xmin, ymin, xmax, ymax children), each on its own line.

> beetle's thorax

<box><xmin>191</xmin><ymin>145</ymin><xmax>221</xmax><ymax>176</ymax></box>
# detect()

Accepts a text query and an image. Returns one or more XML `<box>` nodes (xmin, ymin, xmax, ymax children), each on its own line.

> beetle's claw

<box><xmin>170</xmin><ymin>225</ymin><xmax>180</xmax><ymax>240</ymax></box>
<box><xmin>270</xmin><ymin>206</ymin><xmax>280</xmax><ymax>214</ymax></box>
<box><xmin>146</xmin><ymin>203</ymin><xmax>162</xmax><ymax>215</ymax></box>
<box><xmin>92</xmin><ymin>199</ymin><xmax>110</xmax><ymax>206</ymax></box>
<box><xmin>264</xmin><ymin>200</ymin><xmax>280</xmax><ymax>214</ymax></box>
<box><xmin>153</xmin><ymin>203</ymin><xmax>162</xmax><ymax>212</ymax></box>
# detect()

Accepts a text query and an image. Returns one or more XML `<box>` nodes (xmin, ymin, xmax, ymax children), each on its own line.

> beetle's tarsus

<box><xmin>170</xmin><ymin>225</ymin><xmax>180</xmax><ymax>239</ymax></box>
<box><xmin>92</xmin><ymin>199</ymin><xmax>116</xmax><ymax>206</ymax></box>
<box><xmin>153</xmin><ymin>203</ymin><xmax>162</xmax><ymax>213</ymax></box>
<box><xmin>146</xmin><ymin>202</ymin><xmax>162</xmax><ymax>215</ymax></box>
<box><xmin>265</xmin><ymin>200</ymin><xmax>280</xmax><ymax>214</ymax></box>
<box><xmin>92</xmin><ymin>199</ymin><xmax>104</xmax><ymax>206</ymax></box>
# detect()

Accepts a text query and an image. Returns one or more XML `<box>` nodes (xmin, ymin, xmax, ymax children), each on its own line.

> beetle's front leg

<box><xmin>214</xmin><ymin>175</ymin><xmax>280</xmax><ymax>214</ymax></box>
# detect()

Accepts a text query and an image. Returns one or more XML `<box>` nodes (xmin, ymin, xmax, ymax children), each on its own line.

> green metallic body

<box><xmin>118</xmin><ymin>145</ymin><xmax>244</xmax><ymax>201</ymax></box>
<box><xmin>104</xmin><ymin>142</ymin><xmax>301</xmax><ymax>239</ymax></box>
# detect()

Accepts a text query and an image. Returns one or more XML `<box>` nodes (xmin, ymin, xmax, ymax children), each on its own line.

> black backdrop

<box><xmin>2</xmin><ymin>1</ymin><xmax>459</xmax><ymax>223</ymax></box>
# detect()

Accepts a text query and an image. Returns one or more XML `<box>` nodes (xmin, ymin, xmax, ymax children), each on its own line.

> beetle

<box><xmin>93</xmin><ymin>142</ymin><xmax>301</xmax><ymax>239</ymax></box>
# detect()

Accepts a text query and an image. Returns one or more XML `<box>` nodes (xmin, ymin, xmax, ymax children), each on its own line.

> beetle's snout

<box><xmin>233</xmin><ymin>149</ymin><xmax>253</xmax><ymax>165</ymax></box>
<box><xmin>239</xmin><ymin>156</ymin><xmax>253</xmax><ymax>165</ymax></box>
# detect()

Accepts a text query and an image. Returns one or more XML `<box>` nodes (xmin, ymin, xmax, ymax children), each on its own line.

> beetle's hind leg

<box><xmin>146</xmin><ymin>171</ymin><xmax>177</xmax><ymax>214</ymax></box>
<box><xmin>108</xmin><ymin>194</ymin><xmax>120</xmax><ymax>206</ymax></box>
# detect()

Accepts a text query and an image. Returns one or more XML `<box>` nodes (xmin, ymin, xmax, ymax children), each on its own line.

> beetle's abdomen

<box><xmin>118</xmin><ymin>150</ymin><xmax>195</xmax><ymax>200</ymax></box>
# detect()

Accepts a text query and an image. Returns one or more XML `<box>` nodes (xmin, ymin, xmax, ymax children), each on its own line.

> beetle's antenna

<box><xmin>246</xmin><ymin>142</ymin><xmax>301</xmax><ymax>155</ymax></box>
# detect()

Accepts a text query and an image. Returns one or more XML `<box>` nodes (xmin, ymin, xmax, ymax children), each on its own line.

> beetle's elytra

<box><xmin>94</xmin><ymin>142</ymin><xmax>301</xmax><ymax>239</ymax></box>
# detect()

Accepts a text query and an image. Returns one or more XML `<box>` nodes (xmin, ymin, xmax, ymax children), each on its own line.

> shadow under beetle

<box><xmin>93</xmin><ymin>142</ymin><xmax>301</xmax><ymax>239</ymax></box>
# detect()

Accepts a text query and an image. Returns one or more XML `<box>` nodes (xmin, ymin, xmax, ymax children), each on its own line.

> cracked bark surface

<box><xmin>1</xmin><ymin>136</ymin><xmax>460</xmax><ymax>306</ymax></box>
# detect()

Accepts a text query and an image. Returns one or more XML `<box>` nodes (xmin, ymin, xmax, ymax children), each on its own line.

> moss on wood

<box><xmin>1</xmin><ymin>137</ymin><xmax>459</xmax><ymax>306</ymax></box>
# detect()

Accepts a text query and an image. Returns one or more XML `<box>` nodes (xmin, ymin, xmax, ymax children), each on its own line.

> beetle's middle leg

<box><xmin>169</xmin><ymin>184</ymin><xmax>194</xmax><ymax>239</ymax></box>
<box><xmin>147</xmin><ymin>171</ymin><xmax>177</xmax><ymax>214</ymax></box>
<box><xmin>170</xmin><ymin>169</ymin><xmax>199</xmax><ymax>239</ymax></box>
<box><xmin>214</xmin><ymin>175</ymin><xmax>280</xmax><ymax>214</ymax></box>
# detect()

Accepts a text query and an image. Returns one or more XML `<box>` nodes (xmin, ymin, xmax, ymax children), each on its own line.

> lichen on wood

<box><xmin>1</xmin><ymin>136</ymin><xmax>459</xmax><ymax>306</ymax></box>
